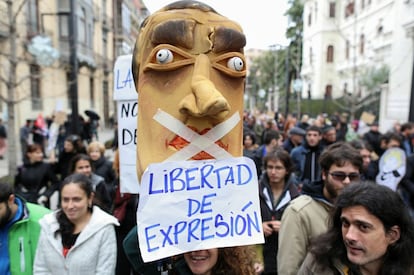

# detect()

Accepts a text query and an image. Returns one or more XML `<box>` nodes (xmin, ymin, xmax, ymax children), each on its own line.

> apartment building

<box><xmin>0</xmin><ymin>0</ymin><xmax>148</xmax><ymax>131</ymax></box>
<box><xmin>301</xmin><ymin>0</ymin><xmax>414</xmax><ymax>129</ymax></box>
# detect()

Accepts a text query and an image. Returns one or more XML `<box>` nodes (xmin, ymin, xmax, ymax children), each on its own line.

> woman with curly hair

<box><xmin>123</xmin><ymin>230</ymin><xmax>261</xmax><ymax>275</ymax></box>
<box><xmin>182</xmin><ymin>246</ymin><xmax>259</xmax><ymax>275</ymax></box>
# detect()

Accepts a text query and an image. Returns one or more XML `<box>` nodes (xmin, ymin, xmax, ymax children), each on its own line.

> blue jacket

<box><xmin>290</xmin><ymin>143</ymin><xmax>323</xmax><ymax>186</ymax></box>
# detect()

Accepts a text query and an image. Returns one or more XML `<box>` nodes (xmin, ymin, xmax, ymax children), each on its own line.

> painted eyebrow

<box><xmin>151</xmin><ymin>19</ymin><xmax>196</xmax><ymax>49</ymax></box>
<box><xmin>212</xmin><ymin>26</ymin><xmax>246</xmax><ymax>53</ymax></box>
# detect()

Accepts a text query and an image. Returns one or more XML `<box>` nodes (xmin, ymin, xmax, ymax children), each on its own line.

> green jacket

<box><xmin>9</xmin><ymin>200</ymin><xmax>50</xmax><ymax>275</ymax></box>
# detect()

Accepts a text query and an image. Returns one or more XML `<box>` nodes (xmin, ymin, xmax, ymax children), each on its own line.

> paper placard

<box><xmin>113</xmin><ymin>54</ymin><xmax>140</xmax><ymax>193</ymax></box>
<box><xmin>137</xmin><ymin>157</ymin><xmax>264</xmax><ymax>262</ymax></box>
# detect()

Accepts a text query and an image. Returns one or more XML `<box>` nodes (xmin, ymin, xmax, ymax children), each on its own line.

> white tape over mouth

<box><xmin>153</xmin><ymin>109</ymin><xmax>240</xmax><ymax>161</ymax></box>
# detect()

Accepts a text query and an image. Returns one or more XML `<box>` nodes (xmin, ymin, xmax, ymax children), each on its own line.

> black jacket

<box><xmin>259</xmin><ymin>174</ymin><xmax>300</xmax><ymax>274</ymax></box>
<box><xmin>92</xmin><ymin>156</ymin><xmax>116</xmax><ymax>192</ymax></box>
<box><xmin>14</xmin><ymin>161</ymin><xmax>60</xmax><ymax>203</ymax></box>
<box><xmin>55</xmin><ymin>151</ymin><xmax>77</xmax><ymax>180</ymax></box>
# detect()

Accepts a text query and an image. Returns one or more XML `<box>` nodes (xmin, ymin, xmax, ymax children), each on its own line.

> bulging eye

<box><xmin>227</xmin><ymin>57</ymin><xmax>244</xmax><ymax>71</ymax></box>
<box><xmin>155</xmin><ymin>49</ymin><xmax>173</xmax><ymax>64</ymax></box>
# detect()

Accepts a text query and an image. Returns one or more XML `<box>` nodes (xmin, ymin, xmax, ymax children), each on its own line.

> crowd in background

<box><xmin>2</xmin><ymin>108</ymin><xmax>414</xmax><ymax>275</ymax></box>
<box><xmin>242</xmin><ymin>109</ymin><xmax>414</xmax><ymax>274</ymax></box>
<box><xmin>10</xmin><ymin>113</ymin><xmax>140</xmax><ymax>274</ymax></box>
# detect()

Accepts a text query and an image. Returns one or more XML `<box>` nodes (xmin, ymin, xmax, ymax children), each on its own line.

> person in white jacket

<box><xmin>34</xmin><ymin>173</ymin><xmax>119</xmax><ymax>275</ymax></box>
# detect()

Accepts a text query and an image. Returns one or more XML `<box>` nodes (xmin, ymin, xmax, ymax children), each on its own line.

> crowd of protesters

<box><xmin>242</xmin><ymin>109</ymin><xmax>414</xmax><ymax>274</ymax></box>
<box><xmin>5</xmin><ymin>113</ymin><xmax>139</xmax><ymax>274</ymax></box>
<box><xmin>1</xmin><ymin>108</ymin><xmax>414</xmax><ymax>274</ymax></box>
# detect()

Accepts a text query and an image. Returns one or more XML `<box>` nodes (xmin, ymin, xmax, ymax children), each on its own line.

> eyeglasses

<box><xmin>329</xmin><ymin>172</ymin><xmax>360</xmax><ymax>181</ymax></box>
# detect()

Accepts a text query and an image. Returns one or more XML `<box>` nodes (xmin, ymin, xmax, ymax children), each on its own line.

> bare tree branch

<box><xmin>12</xmin><ymin>0</ymin><xmax>28</xmax><ymax>26</ymax></box>
<box><xmin>0</xmin><ymin>74</ymin><xmax>8</xmax><ymax>85</ymax></box>
<box><xmin>15</xmin><ymin>74</ymin><xmax>31</xmax><ymax>86</ymax></box>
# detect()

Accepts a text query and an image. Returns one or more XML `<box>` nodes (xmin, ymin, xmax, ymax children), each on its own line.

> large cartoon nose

<box><xmin>179</xmin><ymin>54</ymin><xmax>230</xmax><ymax>120</ymax></box>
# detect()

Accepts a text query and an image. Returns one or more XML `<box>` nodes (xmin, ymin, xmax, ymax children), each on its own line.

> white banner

<box><xmin>137</xmin><ymin>157</ymin><xmax>264</xmax><ymax>262</ymax></box>
<box><xmin>113</xmin><ymin>55</ymin><xmax>140</xmax><ymax>193</ymax></box>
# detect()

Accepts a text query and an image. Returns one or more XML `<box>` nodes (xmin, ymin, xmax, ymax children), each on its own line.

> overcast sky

<box><xmin>143</xmin><ymin>0</ymin><xmax>290</xmax><ymax>50</ymax></box>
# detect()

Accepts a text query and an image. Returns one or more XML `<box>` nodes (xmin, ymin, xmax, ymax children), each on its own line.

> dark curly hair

<box><xmin>212</xmin><ymin>246</ymin><xmax>257</xmax><ymax>275</ymax></box>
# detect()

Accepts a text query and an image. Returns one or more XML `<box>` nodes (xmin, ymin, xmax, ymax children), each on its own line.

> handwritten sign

<box><xmin>113</xmin><ymin>55</ymin><xmax>140</xmax><ymax>193</ymax></box>
<box><xmin>137</xmin><ymin>157</ymin><xmax>264</xmax><ymax>262</ymax></box>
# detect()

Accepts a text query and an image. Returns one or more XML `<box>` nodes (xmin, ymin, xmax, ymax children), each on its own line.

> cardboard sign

<box><xmin>113</xmin><ymin>55</ymin><xmax>140</xmax><ymax>193</ymax></box>
<box><xmin>137</xmin><ymin>157</ymin><xmax>264</xmax><ymax>262</ymax></box>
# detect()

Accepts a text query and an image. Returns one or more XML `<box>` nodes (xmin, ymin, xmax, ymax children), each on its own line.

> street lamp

<box><xmin>269</xmin><ymin>44</ymin><xmax>289</xmax><ymax>115</ymax></box>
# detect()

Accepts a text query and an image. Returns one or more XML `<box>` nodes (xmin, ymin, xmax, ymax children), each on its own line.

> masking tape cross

<box><xmin>153</xmin><ymin>109</ymin><xmax>240</xmax><ymax>161</ymax></box>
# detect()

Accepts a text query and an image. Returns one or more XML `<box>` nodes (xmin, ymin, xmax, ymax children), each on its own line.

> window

<box><xmin>30</xmin><ymin>65</ymin><xmax>42</xmax><ymax>110</ymax></box>
<box><xmin>325</xmin><ymin>85</ymin><xmax>332</xmax><ymax>99</ymax></box>
<box><xmin>377</xmin><ymin>19</ymin><xmax>384</xmax><ymax>35</ymax></box>
<box><xmin>87</xmin><ymin>22</ymin><xmax>93</xmax><ymax>47</ymax></box>
<box><xmin>122</xmin><ymin>3</ymin><xmax>131</xmax><ymax>35</ymax></box>
<box><xmin>345</xmin><ymin>1</ymin><xmax>355</xmax><ymax>18</ymax></box>
<box><xmin>102</xmin><ymin>30</ymin><xmax>108</xmax><ymax>57</ymax></box>
<box><xmin>27</xmin><ymin>0</ymin><xmax>39</xmax><ymax>36</ymax></box>
<box><xmin>309</xmin><ymin>47</ymin><xmax>313</xmax><ymax>65</ymax></box>
<box><xmin>90</xmin><ymin>77</ymin><xmax>95</xmax><ymax>108</ymax></box>
<box><xmin>79</xmin><ymin>7</ymin><xmax>86</xmax><ymax>43</ymax></box>
<box><xmin>345</xmin><ymin>40</ymin><xmax>350</xmax><ymax>59</ymax></box>
<box><xmin>329</xmin><ymin>2</ymin><xmax>336</xmax><ymax>18</ymax></box>
<box><xmin>58</xmin><ymin>0</ymin><xmax>70</xmax><ymax>10</ymax></box>
<box><xmin>59</xmin><ymin>15</ymin><xmax>69</xmax><ymax>38</ymax></box>
<box><xmin>308</xmin><ymin>12</ymin><xmax>312</xmax><ymax>26</ymax></box>
<box><xmin>361</xmin><ymin>0</ymin><xmax>365</xmax><ymax>9</ymax></box>
<box><xmin>360</xmin><ymin>34</ymin><xmax>365</xmax><ymax>55</ymax></box>
<box><xmin>327</xmin><ymin>45</ymin><xmax>334</xmax><ymax>63</ymax></box>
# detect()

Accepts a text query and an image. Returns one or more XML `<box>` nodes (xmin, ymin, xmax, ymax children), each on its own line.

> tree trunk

<box><xmin>7</xmin><ymin>0</ymin><xmax>18</xmax><ymax>177</ymax></box>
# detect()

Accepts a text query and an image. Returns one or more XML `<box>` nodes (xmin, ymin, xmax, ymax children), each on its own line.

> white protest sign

<box><xmin>137</xmin><ymin>157</ymin><xmax>264</xmax><ymax>262</ymax></box>
<box><xmin>376</xmin><ymin>147</ymin><xmax>406</xmax><ymax>191</ymax></box>
<box><xmin>113</xmin><ymin>55</ymin><xmax>140</xmax><ymax>193</ymax></box>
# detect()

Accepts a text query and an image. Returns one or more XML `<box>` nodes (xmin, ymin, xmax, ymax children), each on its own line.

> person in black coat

<box><xmin>14</xmin><ymin>143</ymin><xmax>60</xmax><ymax>208</ymax></box>
<box><xmin>399</xmin><ymin>153</ymin><xmax>414</xmax><ymax>217</ymax></box>
<box><xmin>54</xmin><ymin>135</ymin><xmax>84</xmax><ymax>180</ymax></box>
<box><xmin>0</xmin><ymin>118</ymin><xmax>7</xmax><ymax>159</ymax></box>
<box><xmin>68</xmin><ymin>154</ymin><xmax>112</xmax><ymax>212</ymax></box>
<box><xmin>259</xmin><ymin>149</ymin><xmax>300</xmax><ymax>274</ymax></box>
<box><xmin>87</xmin><ymin>141</ymin><xmax>116</xmax><ymax>192</ymax></box>
<box><xmin>111</xmin><ymin>150</ymin><xmax>139</xmax><ymax>275</ymax></box>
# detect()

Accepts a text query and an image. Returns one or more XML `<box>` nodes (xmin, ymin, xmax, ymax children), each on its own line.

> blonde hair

<box><xmin>87</xmin><ymin>141</ymin><xmax>105</xmax><ymax>155</ymax></box>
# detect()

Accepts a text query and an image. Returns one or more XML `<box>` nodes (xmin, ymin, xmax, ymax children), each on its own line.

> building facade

<box><xmin>0</xmin><ymin>0</ymin><xmax>148</xmax><ymax>133</ymax></box>
<box><xmin>301</xmin><ymin>0</ymin><xmax>414</xmax><ymax>129</ymax></box>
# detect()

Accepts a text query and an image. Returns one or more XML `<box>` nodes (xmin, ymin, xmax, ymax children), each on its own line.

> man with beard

<box><xmin>0</xmin><ymin>182</ymin><xmax>50</xmax><ymax>275</ymax></box>
<box><xmin>278</xmin><ymin>142</ymin><xmax>363</xmax><ymax>275</ymax></box>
